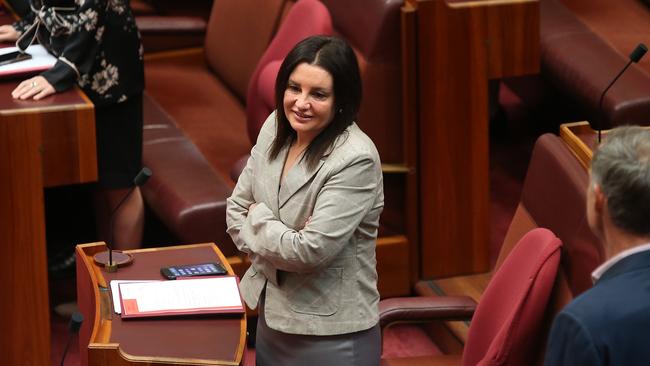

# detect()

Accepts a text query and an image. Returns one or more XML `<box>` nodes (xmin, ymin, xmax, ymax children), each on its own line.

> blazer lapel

<box><xmin>264</xmin><ymin>145</ymin><xmax>287</xmax><ymax>216</ymax></box>
<box><xmin>278</xmin><ymin>157</ymin><xmax>325</xmax><ymax>209</ymax></box>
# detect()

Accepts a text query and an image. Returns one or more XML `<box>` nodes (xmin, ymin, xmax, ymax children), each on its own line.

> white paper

<box><xmin>110</xmin><ymin>280</ymin><xmax>160</xmax><ymax>314</ymax></box>
<box><xmin>0</xmin><ymin>45</ymin><xmax>56</xmax><ymax>76</ymax></box>
<box><xmin>118</xmin><ymin>277</ymin><xmax>242</xmax><ymax>314</ymax></box>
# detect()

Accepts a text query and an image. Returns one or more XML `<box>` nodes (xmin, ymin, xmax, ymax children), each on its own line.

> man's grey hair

<box><xmin>591</xmin><ymin>125</ymin><xmax>650</xmax><ymax>236</ymax></box>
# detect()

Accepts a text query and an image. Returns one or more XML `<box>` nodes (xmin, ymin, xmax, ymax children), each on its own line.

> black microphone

<box><xmin>60</xmin><ymin>312</ymin><xmax>83</xmax><ymax>366</ymax></box>
<box><xmin>105</xmin><ymin>167</ymin><xmax>152</xmax><ymax>271</ymax></box>
<box><xmin>597</xmin><ymin>43</ymin><xmax>647</xmax><ymax>143</ymax></box>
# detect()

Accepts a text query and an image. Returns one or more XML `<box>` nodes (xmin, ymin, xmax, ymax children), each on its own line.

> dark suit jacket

<box><xmin>545</xmin><ymin>248</ymin><xmax>650</xmax><ymax>365</ymax></box>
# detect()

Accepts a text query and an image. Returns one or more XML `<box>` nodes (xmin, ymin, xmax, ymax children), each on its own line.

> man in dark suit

<box><xmin>545</xmin><ymin>126</ymin><xmax>650</xmax><ymax>365</ymax></box>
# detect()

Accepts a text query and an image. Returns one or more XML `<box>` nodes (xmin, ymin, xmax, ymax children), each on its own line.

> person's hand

<box><xmin>0</xmin><ymin>25</ymin><xmax>19</xmax><ymax>42</ymax></box>
<box><xmin>249</xmin><ymin>202</ymin><xmax>258</xmax><ymax>212</ymax></box>
<box><xmin>12</xmin><ymin>76</ymin><xmax>56</xmax><ymax>100</ymax></box>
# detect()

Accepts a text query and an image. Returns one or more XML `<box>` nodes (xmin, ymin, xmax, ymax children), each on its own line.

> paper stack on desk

<box><xmin>0</xmin><ymin>45</ymin><xmax>56</xmax><ymax>78</ymax></box>
<box><xmin>117</xmin><ymin>276</ymin><xmax>244</xmax><ymax>318</ymax></box>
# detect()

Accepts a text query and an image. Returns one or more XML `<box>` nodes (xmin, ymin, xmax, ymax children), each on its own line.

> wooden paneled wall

<box><xmin>402</xmin><ymin>0</ymin><xmax>539</xmax><ymax>279</ymax></box>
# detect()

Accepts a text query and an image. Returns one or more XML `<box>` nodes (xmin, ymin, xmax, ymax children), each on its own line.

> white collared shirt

<box><xmin>591</xmin><ymin>242</ymin><xmax>650</xmax><ymax>283</ymax></box>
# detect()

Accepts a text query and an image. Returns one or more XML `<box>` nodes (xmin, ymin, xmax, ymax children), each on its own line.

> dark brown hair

<box><xmin>269</xmin><ymin>35</ymin><xmax>362</xmax><ymax>169</ymax></box>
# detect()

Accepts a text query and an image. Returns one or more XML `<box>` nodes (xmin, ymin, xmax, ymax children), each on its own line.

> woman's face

<box><xmin>283</xmin><ymin>62</ymin><xmax>335</xmax><ymax>143</ymax></box>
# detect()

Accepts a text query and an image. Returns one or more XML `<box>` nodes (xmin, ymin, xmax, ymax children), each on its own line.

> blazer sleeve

<box><xmin>544</xmin><ymin>311</ymin><xmax>603</xmax><ymax>366</ymax></box>
<box><xmin>40</xmin><ymin>0</ymin><xmax>105</xmax><ymax>92</ymax></box>
<box><xmin>225</xmin><ymin>153</ymin><xmax>255</xmax><ymax>254</ymax></box>
<box><xmin>226</xmin><ymin>113</ymin><xmax>276</xmax><ymax>254</ymax></box>
<box><xmin>237</xmin><ymin>151</ymin><xmax>382</xmax><ymax>273</ymax></box>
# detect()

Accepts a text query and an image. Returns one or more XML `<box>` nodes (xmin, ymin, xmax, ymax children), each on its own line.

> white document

<box><xmin>118</xmin><ymin>276</ymin><xmax>243</xmax><ymax>317</ymax></box>
<box><xmin>0</xmin><ymin>45</ymin><xmax>57</xmax><ymax>77</ymax></box>
<box><xmin>110</xmin><ymin>280</ymin><xmax>160</xmax><ymax>314</ymax></box>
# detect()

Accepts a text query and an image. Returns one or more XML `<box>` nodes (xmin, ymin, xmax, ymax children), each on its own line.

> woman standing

<box><xmin>226</xmin><ymin>35</ymin><xmax>384</xmax><ymax>366</ymax></box>
<box><xmin>0</xmin><ymin>0</ymin><xmax>145</xmax><ymax>249</ymax></box>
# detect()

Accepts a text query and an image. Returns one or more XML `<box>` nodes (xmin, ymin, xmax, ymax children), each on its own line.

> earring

<box><xmin>338</xmin><ymin>108</ymin><xmax>343</xmax><ymax>114</ymax></box>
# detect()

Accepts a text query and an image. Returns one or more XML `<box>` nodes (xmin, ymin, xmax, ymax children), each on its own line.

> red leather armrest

<box><xmin>378</xmin><ymin>296</ymin><xmax>477</xmax><ymax>329</ymax></box>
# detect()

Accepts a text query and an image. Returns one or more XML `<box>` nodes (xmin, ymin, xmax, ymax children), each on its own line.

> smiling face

<box><xmin>283</xmin><ymin>62</ymin><xmax>335</xmax><ymax>145</ymax></box>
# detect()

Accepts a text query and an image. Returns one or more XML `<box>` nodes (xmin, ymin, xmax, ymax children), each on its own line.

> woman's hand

<box><xmin>0</xmin><ymin>25</ymin><xmax>19</xmax><ymax>42</ymax></box>
<box><xmin>303</xmin><ymin>216</ymin><xmax>312</xmax><ymax>229</ymax></box>
<box><xmin>249</xmin><ymin>202</ymin><xmax>258</xmax><ymax>212</ymax></box>
<box><xmin>12</xmin><ymin>76</ymin><xmax>56</xmax><ymax>100</ymax></box>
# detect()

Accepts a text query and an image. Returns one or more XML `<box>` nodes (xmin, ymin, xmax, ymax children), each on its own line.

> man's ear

<box><xmin>593</xmin><ymin>183</ymin><xmax>606</xmax><ymax>214</ymax></box>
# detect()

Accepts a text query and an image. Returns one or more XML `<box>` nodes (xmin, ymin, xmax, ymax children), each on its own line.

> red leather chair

<box><xmin>142</xmin><ymin>0</ymin><xmax>332</xmax><ymax>265</ymax></box>
<box><xmin>379</xmin><ymin>228</ymin><xmax>562</xmax><ymax>366</ymax></box>
<box><xmin>504</xmin><ymin>0</ymin><xmax>650</xmax><ymax>129</ymax></box>
<box><xmin>232</xmin><ymin>0</ymin><xmax>333</xmax><ymax>180</ymax></box>
<box><xmin>383</xmin><ymin>133</ymin><xmax>603</xmax><ymax>363</ymax></box>
<box><xmin>233</xmin><ymin>0</ymin><xmax>404</xmax><ymax>185</ymax></box>
<box><xmin>245</xmin><ymin>0</ymin><xmax>333</xmax><ymax>143</ymax></box>
<box><xmin>245</xmin><ymin>0</ymin><xmax>403</xmax><ymax>154</ymax></box>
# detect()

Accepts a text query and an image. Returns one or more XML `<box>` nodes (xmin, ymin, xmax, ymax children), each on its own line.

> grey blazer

<box><xmin>226</xmin><ymin>111</ymin><xmax>384</xmax><ymax>336</ymax></box>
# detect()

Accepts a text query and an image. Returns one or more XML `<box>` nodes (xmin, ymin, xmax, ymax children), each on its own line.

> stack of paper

<box><xmin>0</xmin><ymin>45</ymin><xmax>56</xmax><ymax>78</ymax></box>
<box><xmin>116</xmin><ymin>276</ymin><xmax>244</xmax><ymax>318</ymax></box>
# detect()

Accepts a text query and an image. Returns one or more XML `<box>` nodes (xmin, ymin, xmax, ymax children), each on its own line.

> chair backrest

<box><xmin>320</xmin><ymin>0</ymin><xmax>403</xmax><ymax>164</ymax></box>
<box><xmin>495</xmin><ymin>133</ymin><xmax>603</xmax><ymax>296</ymax></box>
<box><xmin>242</xmin><ymin>0</ymin><xmax>404</xmax><ymax>162</ymax></box>
<box><xmin>489</xmin><ymin>133</ymin><xmax>604</xmax><ymax>363</ymax></box>
<box><xmin>204</xmin><ymin>0</ymin><xmax>286</xmax><ymax>102</ymax></box>
<box><xmin>462</xmin><ymin>228</ymin><xmax>562</xmax><ymax>366</ymax></box>
<box><xmin>245</xmin><ymin>0</ymin><xmax>334</xmax><ymax>142</ymax></box>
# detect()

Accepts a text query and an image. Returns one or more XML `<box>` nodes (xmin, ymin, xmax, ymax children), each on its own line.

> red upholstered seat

<box><xmin>506</xmin><ymin>0</ymin><xmax>650</xmax><ymax>128</ymax></box>
<box><xmin>463</xmin><ymin>229</ymin><xmax>561</xmax><ymax>365</ymax></box>
<box><xmin>233</xmin><ymin>0</ymin><xmax>404</xmax><ymax>184</ymax></box>
<box><xmin>516</xmin><ymin>133</ymin><xmax>602</xmax><ymax>295</ymax></box>
<box><xmin>379</xmin><ymin>228</ymin><xmax>562</xmax><ymax>366</ymax></box>
<box><xmin>141</xmin><ymin>0</ymin><xmax>333</xmax><ymax>264</ymax></box>
<box><xmin>383</xmin><ymin>133</ymin><xmax>604</xmax><ymax>364</ymax></box>
<box><xmin>245</xmin><ymin>0</ymin><xmax>333</xmax><ymax>142</ymax></box>
<box><xmin>232</xmin><ymin>0</ymin><xmax>334</xmax><ymax>182</ymax></box>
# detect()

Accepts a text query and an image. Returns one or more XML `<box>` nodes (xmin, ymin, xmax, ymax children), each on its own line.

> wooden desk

<box><xmin>402</xmin><ymin>0</ymin><xmax>539</xmax><ymax>278</ymax></box>
<box><xmin>76</xmin><ymin>242</ymin><xmax>246</xmax><ymax>366</ymax></box>
<box><xmin>559</xmin><ymin>121</ymin><xmax>601</xmax><ymax>169</ymax></box>
<box><xmin>0</xmin><ymin>81</ymin><xmax>95</xmax><ymax>365</ymax></box>
<box><xmin>558</xmin><ymin>121</ymin><xmax>650</xmax><ymax>169</ymax></box>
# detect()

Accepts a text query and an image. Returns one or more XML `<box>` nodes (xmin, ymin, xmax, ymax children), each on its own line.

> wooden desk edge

<box><xmin>77</xmin><ymin>243</ymin><xmax>106</xmax><ymax>348</ymax></box>
<box><xmin>88</xmin><ymin>342</ymin><xmax>241</xmax><ymax>366</ymax></box>
<box><xmin>559</xmin><ymin>121</ymin><xmax>595</xmax><ymax>169</ymax></box>
<box><xmin>77</xmin><ymin>242</ymin><xmax>246</xmax><ymax>365</ymax></box>
<box><xmin>0</xmin><ymin>88</ymin><xmax>93</xmax><ymax>116</ymax></box>
<box><xmin>447</xmin><ymin>0</ymin><xmax>537</xmax><ymax>8</ymax></box>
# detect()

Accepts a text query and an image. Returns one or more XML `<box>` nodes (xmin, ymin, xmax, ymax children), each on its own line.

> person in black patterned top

<box><xmin>0</xmin><ymin>0</ymin><xmax>146</xmax><ymax>250</ymax></box>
